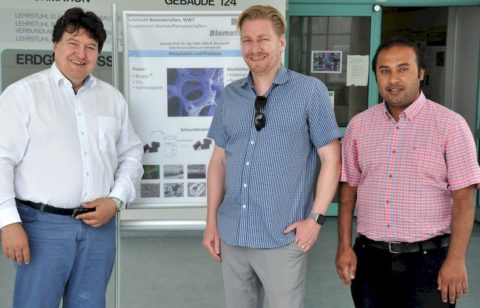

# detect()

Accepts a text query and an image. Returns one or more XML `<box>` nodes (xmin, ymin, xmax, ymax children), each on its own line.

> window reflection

<box><xmin>288</xmin><ymin>16</ymin><xmax>371</xmax><ymax>127</ymax></box>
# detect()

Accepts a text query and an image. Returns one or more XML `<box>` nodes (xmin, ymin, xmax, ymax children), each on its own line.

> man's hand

<box><xmin>284</xmin><ymin>218</ymin><xmax>321</xmax><ymax>253</ymax></box>
<box><xmin>437</xmin><ymin>185</ymin><xmax>476</xmax><ymax>304</ymax></box>
<box><xmin>437</xmin><ymin>257</ymin><xmax>469</xmax><ymax>304</ymax></box>
<box><xmin>76</xmin><ymin>198</ymin><xmax>117</xmax><ymax>227</ymax></box>
<box><xmin>1</xmin><ymin>223</ymin><xmax>30</xmax><ymax>264</ymax></box>
<box><xmin>202</xmin><ymin>224</ymin><xmax>222</xmax><ymax>263</ymax></box>
<box><xmin>335</xmin><ymin>245</ymin><xmax>357</xmax><ymax>285</ymax></box>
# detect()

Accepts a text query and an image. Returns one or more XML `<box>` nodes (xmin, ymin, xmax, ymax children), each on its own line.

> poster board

<box><xmin>124</xmin><ymin>11</ymin><xmax>250</xmax><ymax>207</ymax></box>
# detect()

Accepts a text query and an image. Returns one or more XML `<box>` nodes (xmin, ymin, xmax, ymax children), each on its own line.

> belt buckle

<box><xmin>72</xmin><ymin>207</ymin><xmax>95</xmax><ymax>217</ymax></box>
<box><xmin>388</xmin><ymin>241</ymin><xmax>402</xmax><ymax>254</ymax></box>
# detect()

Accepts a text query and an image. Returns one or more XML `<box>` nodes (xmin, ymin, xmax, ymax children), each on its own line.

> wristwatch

<box><xmin>308</xmin><ymin>212</ymin><xmax>326</xmax><ymax>226</ymax></box>
<box><xmin>109</xmin><ymin>197</ymin><xmax>125</xmax><ymax>212</ymax></box>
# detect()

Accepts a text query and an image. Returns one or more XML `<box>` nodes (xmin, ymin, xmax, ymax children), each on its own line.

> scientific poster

<box><xmin>125</xmin><ymin>12</ymin><xmax>249</xmax><ymax>205</ymax></box>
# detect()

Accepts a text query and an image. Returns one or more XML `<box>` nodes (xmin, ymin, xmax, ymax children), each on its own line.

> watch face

<box><xmin>315</xmin><ymin>214</ymin><xmax>326</xmax><ymax>225</ymax></box>
<box><xmin>309</xmin><ymin>213</ymin><xmax>325</xmax><ymax>225</ymax></box>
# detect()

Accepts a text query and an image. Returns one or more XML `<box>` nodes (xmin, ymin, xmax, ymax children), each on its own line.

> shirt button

<box><xmin>243</xmin><ymin>184</ymin><xmax>247</xmax><ymax>188</ymax></box>
<box><xmin>250</xmin><ymin>141</ymin><xmax>254</xmax><ymax>145</ymax></box>
<box><xmin>246</xmin><ymin>162</ymin><xmax>250</xmax><ymax>166</ymax></box>
<box><xmin>392</xmin><ymin>150</ymin><xmax>396</xmax><ymax>154</ymax></box>
<box><xmin>389</xmin><ymin>174</ymin><xmax>393</xmax><ymax>178</ymax></box>
<box><xmin>86</xmin><ymin>172</ymin><xmax>90</xmax><ymax>176</ymax></box>
<box><xmin>78</xmin><ymin>112</ymin><xmax>82</xmax><ymax>116</ymax></box>
<box><xmin>242</xmin><ymin>204</ymin><xmax>246</xmax><ymax>209</ymax></box>
<box><xmin>81</xmin><ymin>132</ymin><xmax>85</xmax><ymax>136</ymax></box>
<box><xmin>386</xmin><ymin>200</ymin><xmax>389</xmax><ymax>204</ymax></box>
<box><xmin>387</xmin><ymin>224</ymin><xmax>390</xmax><ymax>228</ymax></box>
<box><xmin>83</xmin><ymin>152</ymin><xmax>87</xmax><ymax>156</ymax></box>
<box><xmin>396</xmin><ymin>126</ymin><xmax>400</xmax><ymax>129</ymax></box>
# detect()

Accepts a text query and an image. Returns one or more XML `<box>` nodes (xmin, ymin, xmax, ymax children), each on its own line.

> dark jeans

<box><xmin>351</xmin><ymin>236</ymin><xmax>455</xmax><ymax>308</ymax></box>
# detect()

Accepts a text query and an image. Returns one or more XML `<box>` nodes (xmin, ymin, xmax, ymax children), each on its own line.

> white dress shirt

<box><xmin>0</xmin><ymin>63</ymin><xmax>143</xmax><ymax>228</ymax></box>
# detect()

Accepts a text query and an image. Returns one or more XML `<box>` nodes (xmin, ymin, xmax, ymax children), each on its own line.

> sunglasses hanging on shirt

<box><xmin>254</xmin><ymin>96</ymin><xmax>267</xmax><ymax>131</ymax></box>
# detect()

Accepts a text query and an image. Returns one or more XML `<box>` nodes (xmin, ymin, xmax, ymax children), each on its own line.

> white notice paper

<box><xmin>328</xmin><ymin>91</ymin><xmax>335</xmax><ymax>106</ymax></box>
<box><xmin>346</xmin><ymin>55</ymin><xmax>369</xmax><ymax>86</ymax></box>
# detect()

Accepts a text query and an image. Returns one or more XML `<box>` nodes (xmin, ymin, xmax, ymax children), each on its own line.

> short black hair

<box><xmin>372</xmin><ymin>37</ymin><xmax>426</xmax><ymax>74</ymax></box>
<box><xmin>52</xmin><ymin>7</ymin><xmax>107</xmax><ymax>52</ymax></box>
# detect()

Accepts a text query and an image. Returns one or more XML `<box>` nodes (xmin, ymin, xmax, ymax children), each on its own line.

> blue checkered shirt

<box><xmin>208</xmin><ymin>65</ymin><xmax>341</xmax><ymax>248</ymax></box>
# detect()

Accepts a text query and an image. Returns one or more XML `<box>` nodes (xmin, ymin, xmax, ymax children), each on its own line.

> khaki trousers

<box><xmin>221</xmin><ymin>241</ymin><xmax>308</xmax><ymax>308</ymax></box>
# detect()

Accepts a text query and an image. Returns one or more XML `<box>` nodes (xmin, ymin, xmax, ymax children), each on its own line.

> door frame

<box><xmin>286</xmin><ymin>3</ymin><xmax>382</xmax><ymax>215</ymax></box>
<box><xmin>288</xmin><ymin>0</ymin><xmax>480</xmax><ymax>6</ymax></box>
<box><xmin>477</xmin><ymin>49</ymin><xmax>480</xmax><ymax>222</ymax></box>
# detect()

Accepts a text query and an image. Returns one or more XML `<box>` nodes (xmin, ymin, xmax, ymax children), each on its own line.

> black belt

<box><xmin>357</xmin><ymin>234</ymin><xmax>450</xmax><ymax>254</ymax></box>
<box><xmin>15</xmin><ymin>198</ymin><xmax>93</xmax><ymax>217</ymax></box>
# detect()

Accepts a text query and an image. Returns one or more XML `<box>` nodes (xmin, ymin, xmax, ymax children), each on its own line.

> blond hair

<box><xmin>237</xmin><ymin>5</ymin><xmax>286</xmax><ymax>36</ymax></box>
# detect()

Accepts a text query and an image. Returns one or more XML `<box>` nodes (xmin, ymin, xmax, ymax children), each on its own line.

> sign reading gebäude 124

<box><xmin>163</xmin><ymin>0</ymin><xmax>238</xmax><ymax>6</ymax></box>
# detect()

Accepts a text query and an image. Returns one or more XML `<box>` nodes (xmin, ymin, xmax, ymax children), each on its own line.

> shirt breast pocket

<box><xmin>97</xmin><ymin>116</ymin><xmax>119</xmax><ymax>154</ymax></box>
<box><xmin>410</xmin><ymin>142</ymin><xmax>445</xmax><ymax>177</ymax></box>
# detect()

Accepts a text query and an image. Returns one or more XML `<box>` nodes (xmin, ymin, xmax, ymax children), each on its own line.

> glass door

<box><xmin>287</xmin><ymin>4</ymin><xmax>382</xmax><ymax>127</ymax></box>
<box><xmin>286</xmin><ymin>3</ymin><xmax>381</xmax><ymax>215</ymax></box>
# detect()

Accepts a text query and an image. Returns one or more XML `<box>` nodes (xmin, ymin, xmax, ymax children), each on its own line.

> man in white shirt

<box><xmin>0</xmin><ymin>8</ymin><xmax>143</xmax><ymax>307</ymax></box>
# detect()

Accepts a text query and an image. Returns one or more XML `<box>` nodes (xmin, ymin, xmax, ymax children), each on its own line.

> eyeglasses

<box><xmin>254</xmin><ymin>96</ymin><xmax>267</xmax><ymax>131</ymax></box>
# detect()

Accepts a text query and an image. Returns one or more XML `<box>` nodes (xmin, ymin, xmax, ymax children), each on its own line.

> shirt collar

<box><xmin>49</xmin><ymin>62</ymin><xmax>96</xmax><ymax>89</ymax></box>
<box><xmin>383</xmin><ymin>91</ymin><xmax>427</xmax><ymax>121</ymax></box>
<box><xmin>242</xmin><ymin>65</ymin><xmax>289</xmax><ymax>90</ymax></box>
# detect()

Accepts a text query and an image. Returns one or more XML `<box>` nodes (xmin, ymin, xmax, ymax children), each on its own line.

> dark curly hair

<box><xmin>52</xmin><ymin>7</ymin><xmax>107</xmax><ymax>52</ymax></box>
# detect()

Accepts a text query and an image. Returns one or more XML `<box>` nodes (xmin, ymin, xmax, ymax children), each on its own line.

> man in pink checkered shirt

<box><xmin>336</xmin><ymin>38</ymin><xmax>480</xmax><ymax>308</ymax></box>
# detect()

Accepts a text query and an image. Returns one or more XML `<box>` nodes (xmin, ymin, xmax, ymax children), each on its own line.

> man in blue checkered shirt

<box><xmin>202</xmin><ymin>5</ymin><xmax>341</xmax><ymax>308</ymax></box>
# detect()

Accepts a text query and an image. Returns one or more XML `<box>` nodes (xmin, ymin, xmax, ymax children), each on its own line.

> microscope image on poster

<box><xmin>187</xmin><ymin>182</ymin><xmax>206</xmax><ymax>197</ymax></box>
<box><xmin>167</xmin><ymin>68</ymin><xmax>224</xmax><ymax>117</ymax></box>
<box><xmin>164</xmin><ymin>164</ymin><xmax>184</xmax><ymax>180</ymax></box>
<box><xmin>141</xmin><ymin>183</ymin><xmax>161</xmax><ymax>198</ymax></box>
<box><xmin>142</xmin><ymin>165</ymin><xmax>160</xmax><ymax>180</ymax></box>
<box><xmin>164</xmin><ymin>183</ymin><xmax>184</xmax><ymax>198</ymax></box>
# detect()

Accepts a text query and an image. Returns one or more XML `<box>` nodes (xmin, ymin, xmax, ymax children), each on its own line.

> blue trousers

<box><xmin>14</xmin><ymin>204</ymin><xmax>116</xmax><ymax>308</ymax></box>
<box><xmin>351</xmin><ymin>236</ymin><xmax>455</xmax><ymax>308</ymax></box>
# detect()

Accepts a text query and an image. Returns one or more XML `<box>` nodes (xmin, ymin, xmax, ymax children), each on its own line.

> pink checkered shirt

<box><xmin>341</xmin><ymin>92</ymin><xmax>480</xmax><ymax>242</ymax></box>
